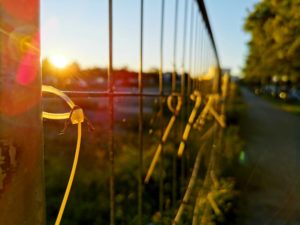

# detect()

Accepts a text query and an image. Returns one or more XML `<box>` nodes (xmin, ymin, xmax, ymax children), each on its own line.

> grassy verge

<box><xmin>216</xmin><ymin>83</ymin><xmax>246</xmax><ymax>225</ymax></box>
<box><xmin>186</xmin><ymin>83</ymin><xmax>246</xmax><ymax>225</ymax></box>
<box><xmin>277</xmin><ymin>103</ymin><xmax>300</xmax><ymax>115</ymax></box>
<box><xmin>262</xmin><ymin>95</ymin><xmax>300</xmax><ymax>115</ymax></box>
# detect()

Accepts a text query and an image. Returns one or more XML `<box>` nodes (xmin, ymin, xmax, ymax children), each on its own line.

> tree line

<box><xmin>243</xmin><ymin>0</ymin><xmax>300</xmax><ymax>85</ymax></box>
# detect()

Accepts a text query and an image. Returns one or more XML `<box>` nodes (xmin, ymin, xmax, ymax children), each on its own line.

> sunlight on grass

<box><xmin>279</xmin><ymin>104</ymin><xmax>300</xmax><ymax>115</ymax></box>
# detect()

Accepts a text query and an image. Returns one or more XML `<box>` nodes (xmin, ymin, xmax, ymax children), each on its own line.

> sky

<box><xmin>41</xmin><ymin>0</ymin><xmax>259</xmax><ymax>75</ymax></box>
<box><xmin>204</xmin><ymin>0</ymin><xmax>259</xmax><ymax>75</ymax></box>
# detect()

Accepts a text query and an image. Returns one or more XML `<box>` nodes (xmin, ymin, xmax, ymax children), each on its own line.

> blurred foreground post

<box><xmin>0</xmin><ymin>0</ymin><xmax>45</xmax><ymax>224</ymax></box>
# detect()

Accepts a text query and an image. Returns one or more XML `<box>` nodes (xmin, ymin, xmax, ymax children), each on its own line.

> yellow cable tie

<box><xmin>182</xmin><ymin>125</ymin><xmax>191</xmax><ymax>141</ymax></box>
<box><xmin>162</xmin><ymin>116</ymin><xmax>176</xmax><ymax>142</ymax></box>
<box><xmin>178</xmin><ymin>92</ymin><xmax>201</xmax><ymax>157</ymax></box>
<box><xmin>207</xmin><ymin>192</ymin><xmax>222</xmax><ymax>216</ymax></box>
<box><xmin>70</xmin><ymin>106</ymin><xmax>84</xmax><ymax>124</ymax></box>
<box><xmin>55</xmin><ymin>123</ymin><xmax>82</xmax><ymax>225</ymax></box>
<box><xmin>145</xmin><ymin>93</ymin><xmax>182</xmax><ymax>183</ymax></box>
<box><xmin>178</xmin><ymin>142</ymin><xmax>185</xmax><ymax>157</ymax></box>
<box><xmin>144</xmin><ymin>144</ymin><xmax>162</xmax><ymax>183</ymax></box>
<box><xmin>167</xmin><ymin>93</ymin><xmax>182</xmax><ymax>115</ymax></box>
<box><xmin>193</xmin><ymin>95</ymin><xmax>213</xmax><ymax>129</ymax></box>
<box><xmin>145</xmin><ymin>114</ymin><xmax>176</xmax><ymax>183</ymax></box>
<box><xmin>41</xmin><ymin>85</ymin><xmax>84</xmax><ymax>225</ymax></box>
<box><xmin>209</xmin><ymin>107</ymin><xmax>226</xmax><ymax>128</ymax></box>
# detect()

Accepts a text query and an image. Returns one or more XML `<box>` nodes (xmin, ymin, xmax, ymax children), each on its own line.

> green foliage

<box><xmin>223</xmin><ymin>84</ymin><xmax>245</xmax><ymax>171</ymax></box>
<box><xmin>244</xmin><ymin>0</ymin><xmax>300</xmax><ymax>81</ymax></box>
<box><xmin>193</xmin><ymin>178</ymin><xmax>237</xmax><ymax>225</ymax></box>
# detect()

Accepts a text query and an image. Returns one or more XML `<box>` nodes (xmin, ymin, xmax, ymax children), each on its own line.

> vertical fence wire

<box><xmin>200</xmin><ymin>22</ymin><xmax>205</xmax><ymax>78</ymax></box>
<box><xmin>197</xmin><ymin>21</ymin><xmax>204</xmax><ymax>89</ymax></box>
<box><xmin>187</xmin><ymin>0</ymin><xmax>195</xmax><ymax>96</ymax></box>
<box><xmin>107</xmin><ymin>1</ymin><xmax>115</xmax><ymax>225</ymax></box>
<box><xmin>180</xmin><ymin>0</ymin><xmax>189</xmax><ymax>196</ymax></box>
<box><xmin>198</xmin><ymin>19</ymin><xmax>202</xmax><ymax>87</ymax></box>
<box><xmin>203</xmin><ymin>34</ymin><xmax>208</xmax><ymax>76</ymax></box>
<box><xmin>159</xmin><ymin>0</ymin><xmax>165</xmax><ymax>97</ymax></box>
<box><xmin>196</xmin><ymin>14</ymin><xmax>201</xmax><ymax>89</ymax></box>
<box><xmin>138</xmin><ymin>0</ymin><xmax>144</xmax><ymax>224</ymax></box>
<box><xmin>208</xmin><ymin>44</ymin><xmax>212</xmax><ymax>70</ymax></box>
<box><xmin>172</xmin><ymin>0</ymin><xmax>179</xmax><ymax>207</ymax></box>
<box><xmin>172</xmin><ymin>0</ymin><xmax>179</xmax><ymax>93</ymax></box>
<box><xmin>181</xmin><ymin>0</ymin><xmax>188</xmax><ymax>97</ymax></box>
<box><xmin>206</xmin><ymin>33</ymin><xmax>210</xmax><ymax>75</ymax></box>
<box><xmin>159</xmin><ymin>0</ymin><xmax>165</xmax><ymax>220</ymax></box>
<box><xmin>192</xmin><ymin>14</ymin><xmax>199</xmax><ymax>91</ymax></box>
<box><xmin>195</xmin><ymin>20</ymin><xmax>201</xmax><ymax>90</ymax></box>
<box><xmin>186</xmin><ymin>0</ymin><xmax>195</xmax><ymax>172</ymax></box>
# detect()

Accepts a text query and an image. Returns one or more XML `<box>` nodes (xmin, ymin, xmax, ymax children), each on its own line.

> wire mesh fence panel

<box><xmin>0</xmin><ymin>0</ymin><xmax>226</xmax><ymax>224</ymax></box>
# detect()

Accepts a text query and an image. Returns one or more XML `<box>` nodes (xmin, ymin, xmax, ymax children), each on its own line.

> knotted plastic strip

<box><xmin>144</xmin><ymin>93</ymin><xmax>182</xmax><ymax>183</ymax></box>
<box><xmin>42</xmin><ymin>85</ymin><xmax>84</xmax><ymax>225</ymax></box>
<box><xmin>177</xmin><ymin>91</ymin><xmax>202</xmax><ymax>157</ymax></box>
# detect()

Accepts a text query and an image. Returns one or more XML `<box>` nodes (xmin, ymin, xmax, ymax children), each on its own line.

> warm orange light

<box><xmin>49</xmin><ymin>54</ymin><xmax>69</xmax><ymax>69</ymax></box>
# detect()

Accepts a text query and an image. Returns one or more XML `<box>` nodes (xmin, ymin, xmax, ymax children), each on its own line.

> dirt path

<box><xmin>236</xmin><ymin>88</ymin><xmax>300</xmax><ymax>225</ymax></box>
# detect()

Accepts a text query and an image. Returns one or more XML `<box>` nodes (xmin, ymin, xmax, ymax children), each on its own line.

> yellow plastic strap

<box><xmin>167</xmin><ymin>93</ymin><xmax>182</xmax><ymax>114</ymax></box>
<box><xmin>193</xmin><ymin>94</ymin><xmax>226</xmax><ymax>130</ymax></box>
<box><xmin>209</xmin><ymin>107</ymin><xmax>226</xmax><ymax>128</ymax></box>
<box><xmin>178</xmin><ymin>91</ymin><xmax>202</xmax><ymax>157</ymax></box>
<box><xmin>145</xmin><ymin>93</ymin><xmax>182</xmax><ymax>183</ymax></box>
<box><xmin>144</xmin><ymin>144</ymin><xmax>162</xmax><ymax>183</ymax></box>
<box><xmin>194</xmin><ymin>96</ymin><xmax>213</xmax><ymax>129</ymax></box>
<box><xmin>42</xmin><ymin>85</ymin><xmax>75</xmax><ymax>120</ymax></box>
<box><xmin>162</xmin><ymin>116</ymin><xmax>176</xmax><ymax>142</ymax></box>
<box><xmin>55</xmin><ymin>123</ymin><xmax>82</xmax><ymax>225</ymax></box>
<box><xmin>41</xmin><ymin>85</ymin><xmax>84</xmax><ymax>225</ymax></box>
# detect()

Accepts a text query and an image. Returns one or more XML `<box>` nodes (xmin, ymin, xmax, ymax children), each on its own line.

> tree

<box><xmin>244</xmin><ymin>0</ymin><xmax>300</xmax><ymax>83</ymax></box>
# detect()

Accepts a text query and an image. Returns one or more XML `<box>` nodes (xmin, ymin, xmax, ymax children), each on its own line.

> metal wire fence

<box><xmin>93</xmin><ymin>1</ymin><xmax>226</xmax><ymax>224</ymax></box>
<box><xmin>41</xmin><ymin>0</ymin><xmax>229</xmax><ymax>224</ymax></box>
<box><xmin>0</xmin><ymin>0</ymin><xmax>235</xmax><ymax>224</ymax></box>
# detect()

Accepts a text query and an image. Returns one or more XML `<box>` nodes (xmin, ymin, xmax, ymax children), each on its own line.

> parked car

<box><xmin>288</xmin><ymin>88</ymin><xmax>300</xmax><ymax>102</ymax></box>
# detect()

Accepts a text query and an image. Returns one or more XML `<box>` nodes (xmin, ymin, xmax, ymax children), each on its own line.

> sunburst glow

<box><xmin>49</xmin><ymin>54</ymin><xmax>69</xmax><ymax>69</ymax></box>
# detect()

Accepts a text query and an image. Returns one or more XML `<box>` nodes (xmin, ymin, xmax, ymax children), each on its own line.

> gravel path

<box><xmin>236</xmin><ymin>88</ymin><xmax>300</xmax><ymax>225</ymax></box>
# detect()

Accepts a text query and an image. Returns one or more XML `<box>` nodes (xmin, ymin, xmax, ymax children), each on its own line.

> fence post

<box><xmin>0</xmin><ymin>1</ymin><xmax>45</xmax><ymax>224</ymax></box>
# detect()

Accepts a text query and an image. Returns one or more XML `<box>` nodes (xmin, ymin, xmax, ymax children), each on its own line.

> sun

<box><xmin>49</xmin><ymin>54</ymin><xmax>69</xmax><ymax>69</ymax></box>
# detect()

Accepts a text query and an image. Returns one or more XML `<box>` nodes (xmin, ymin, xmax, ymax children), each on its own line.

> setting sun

<box><xmin>49</xmin><ymin>54</ymin><xmax>69</xmax><ymax>69</ymax></box>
